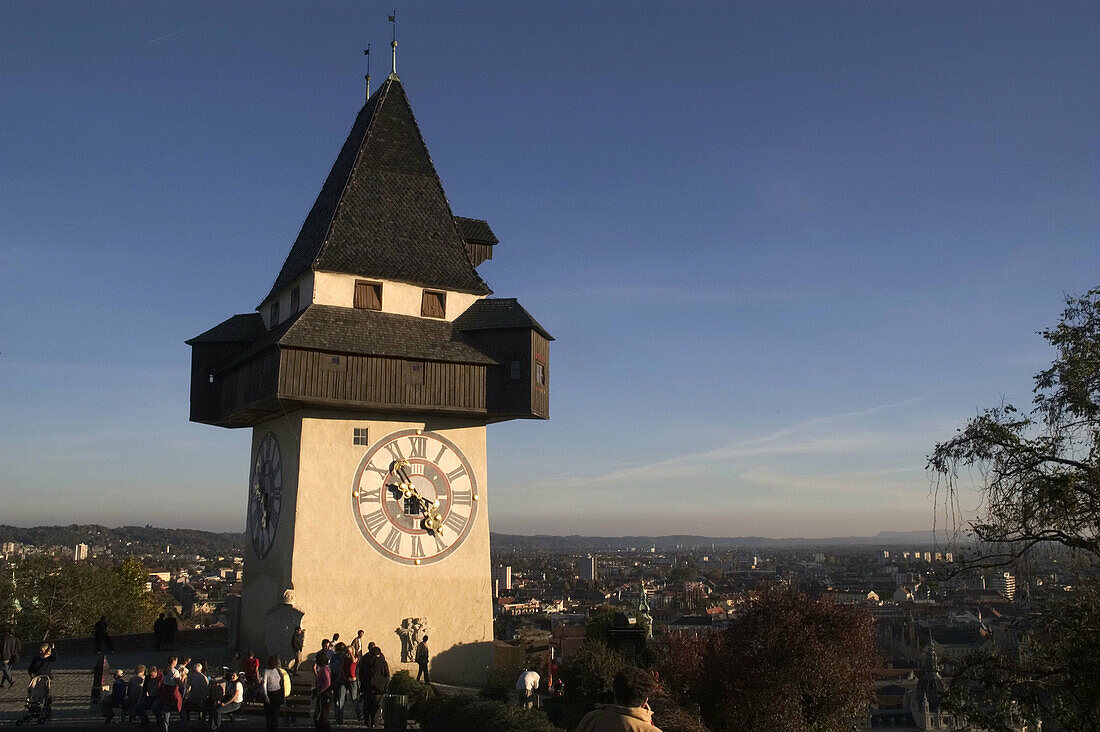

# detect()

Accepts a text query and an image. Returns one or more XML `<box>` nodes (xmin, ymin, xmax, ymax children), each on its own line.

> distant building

<box><xmin>74</xmin><ymin>543</ymin><xmax>89</xmax><ymax>561</ymax></box>
<box><xmin>2</xmin><ymin>541</ymin><xmax>18</xmax><ymax>556</ymax></box>
<box><xmin>990</xmin><ymin>572</ymin><xmax>1016</xmax><ymax>601</ymax></box>
<box><xmin>580</xmin><ymin>554</ymin><xmax>597</xmax><ymax>582</ymax></box>
<box><xmin>493</xmin><ymin>565</ymin><xmax>512</xmax><ymax>594</ymax></box>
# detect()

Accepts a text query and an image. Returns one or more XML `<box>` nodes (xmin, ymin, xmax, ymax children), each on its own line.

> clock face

<box><xmin>351</xmin><ymin>429</ymin><xmax>479</xmax><ymax>566</ymax></box>
<box><xmin>248</xmin><ymin>432</ymin><xmax>283</xmax><ymax>559</ymax></box>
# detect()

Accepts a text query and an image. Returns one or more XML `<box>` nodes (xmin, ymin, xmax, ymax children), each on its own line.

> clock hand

<box><xmin>391</xmin><ymin>460</ymin><xmax>445</xmax><ymax>536</ymax></box>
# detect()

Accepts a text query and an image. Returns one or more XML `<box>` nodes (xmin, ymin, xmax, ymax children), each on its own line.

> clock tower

<box><xmin>186</xmin><ymin>69</ymin><xmax>551</xmax><ymax>684</ymax></box>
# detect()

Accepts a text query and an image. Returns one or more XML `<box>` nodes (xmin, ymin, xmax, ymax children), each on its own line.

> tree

<box><xmin>0</xmin><ymin>556</ymin><xmax>162</xmax><ymax>640</ymax></box>
<box><xmin>928</xmin><ymin>288</ymin><xmax>1100</xmax><ymax>730</ymax></box>
<box><xmin>559</xmin><ymin>639</ymin><xmax>625</xmax><ymax>700</ymax></box>
<box><xmin>929</xmin><ymin>288</ymin><xmax>1100</xmax><ymax>564</ymax></box>
<box><xmin>658</xmin><ymin>584</ymin><xmax>878</xmax><ymax>732</ymax></box>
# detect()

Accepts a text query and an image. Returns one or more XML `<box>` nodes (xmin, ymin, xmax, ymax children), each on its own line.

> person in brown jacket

<box><xmin>575</xmin><ymin>666</ymin><xmax>663</xmax><ymax>732</ymax></box>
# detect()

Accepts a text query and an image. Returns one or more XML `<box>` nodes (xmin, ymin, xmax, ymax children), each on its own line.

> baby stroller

<box><xmin>15</xmin><ymin>674</ymin><xmax>52</xmax><ymax>726</ymax></box>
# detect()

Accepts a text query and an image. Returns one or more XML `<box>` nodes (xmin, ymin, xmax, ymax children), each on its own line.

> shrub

<box><xmin>387</xmin><ymin>669</ymin><xmax>435</xmax><ymax>704</ymax></box>
<box><xmin>481</xmin><ymin>664</ymin><xmax>524</xmax><ymax>702</ymax></box>
<box><xmin>559</xmin><ymin>640</ymin><xmax>624</xmax><ymax>701</ymax></box>
<box><xmin>414</xmin><ymin>694</ymin><xmax>562</xmax><ymax>732</ymax></box>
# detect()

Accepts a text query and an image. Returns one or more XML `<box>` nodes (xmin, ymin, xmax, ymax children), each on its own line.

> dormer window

<box><xmin>270</xmin><ymin>301</ymin><xmax>280</xmax><ymax>326</ymax></box>
<box><xmin>355</xmin><ymin>280</ymin><xmax>382</xmax><ymax>310</ymax></box>
<box><xmin>290</xmin><ymin>286</ymin><xmax>300</xmax><ymax>313</ymax></box>
<box><xmin>421</xmin><ymin>290</ymin><xmax>446</xmax><ymax>318</ymax></box>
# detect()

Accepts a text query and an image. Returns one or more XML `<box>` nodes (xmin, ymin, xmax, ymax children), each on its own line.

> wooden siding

<box><xmin>354</xmin><ymin>280</ymin><xmax>382</xmax><ymax>310</ymax></box>
<box><xmin>531</xmin><ymin>331</ymin><xmax>550</xmax><ymax>418</ymax></box>
<box><xmin>465</xmin><ymin>242</ymin><xmax>494</xmax><ymax>267</ymax></box>
<box><xmin>197</xmin><ymin>347</ymin><xmax>279</xmax><ymax>424</ymax></box>
<box><xmin>278</xmin><ymin>348</ymin><xmax>486</xmax><ymax>412</ymax></box>
<box><xmin>421</xmin><ymin>290</ymin><xmax>446</xmax><ymax>318</ymax></box>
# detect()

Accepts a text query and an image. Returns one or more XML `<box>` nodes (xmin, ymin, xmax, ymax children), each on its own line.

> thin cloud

<box><xmin>522</xmin><ymin>395</ymin><xmax>933</xmax><ymax>491</ymax></box>
<box><xmin>148</xmin><ymin>27</ymin><xmax>194</xmax><ymax>44</ymax></box>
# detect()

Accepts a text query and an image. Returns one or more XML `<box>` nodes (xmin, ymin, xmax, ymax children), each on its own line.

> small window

<box><xmin>510</xmin><ymin>361</ymin><xmax>521</xmax><ymax>380</ymax></box>
<box><xmin>354</xmin><ymin>281</ymin><xmax>382</xmax><ymax>310</ymax></box>
<box><xmin>536</xmin><ymin>362</ymin><xmax>547</xmax><ymax>387</ymax></box>
<box><xmin>421</xmin><ymin>290</ymin><xmax>446</xmax><ymax>318</ymax></box>
<box><xmin>353</xmin><ymin>428</ymin><xmax>369</xmax><ymax>446</ymax></box>
<box><xmin>406</xmin><ymin>360</ymin><xmax>425</xmax><ymax>386</ymax></box>
<box><xmin>320</xmin><ymin>354</ymin><xmax>346</xmax><ymax>372</ymax></box>
<box><xmin>270</xmin><ymin>301</ymin><xmax>280</xmax><ymax>326</ymax></box>
<box><xmin>290</xmin><ymin>286</ymin><xmax>300</xmax><ymax>313</ymax></box>
<box><xmin>208</xmin><ymin>374</ymin><xmax>214</xmax><ymax>384</ymax></box>
<box><xmin>404</xmin><ymin>497</ymin><xmax>422</xmax><ymax>515</ymax></box>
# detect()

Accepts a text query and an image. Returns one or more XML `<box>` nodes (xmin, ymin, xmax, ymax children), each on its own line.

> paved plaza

<box><xmin>0</xmin><ymin>644</ymin><xmax>426</xmax><ymax>730</ymax></box>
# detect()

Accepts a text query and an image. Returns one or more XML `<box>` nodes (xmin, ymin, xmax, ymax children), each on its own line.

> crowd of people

<box><xmin>301</xmin><ymin>628</ymin><xmax>395</xmax><ymax>732</ymax></box>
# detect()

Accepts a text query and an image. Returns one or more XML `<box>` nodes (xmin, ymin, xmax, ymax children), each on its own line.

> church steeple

<box><xmin>263</xmin><ymin>76</ymin><xmax>490</xmax><ymax>306</ymax></box>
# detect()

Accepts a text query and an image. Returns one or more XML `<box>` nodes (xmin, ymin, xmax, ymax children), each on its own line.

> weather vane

<box><xmin>388</xmin><ymin>10</ymin><xmax>398</xmax><ymax>77</ymax></box>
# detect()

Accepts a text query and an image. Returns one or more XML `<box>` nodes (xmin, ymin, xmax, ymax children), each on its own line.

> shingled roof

<box><xmin>453</xmin><ymin>298</ymin><xmax>553</xmax><ymax>340</ymax></box>
<box><xmin>279</xmin><ymin>305</ymin><xmax>496</xmax><ymax>365</ymax></box>
<box><xmin>185</xmin><ymin>313</ymin><xmax>265</xmax><ymax>344</ymax></box>
<box><xmin>263</xmin><ymin>78</ymin><xmax>491</xmax><ymax>304</ymax></box>
<box><xmin>454</xmin><ymin>217</ymin><xmax>498</xmax><ymax>245</ymax></box>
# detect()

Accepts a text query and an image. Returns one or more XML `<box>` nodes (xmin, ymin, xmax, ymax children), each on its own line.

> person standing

<box><xmin>0</xmin><ymin>626</ymin><xmax>20</xmax><ymax>688</ymax></box>
<box><xmin>28</xmin><ymin>643</ymin><xmax>56</xmax><ymax>678</ymax></box>
<box><xmin>289</xmin><ymin>627</ymin><xmax>305</xmax><ymax>675</ymax></box>
<box><xmin>94</xmin><ymin>616</ymin><xmax>114</xmax><ymax>654</ymax></box>
<box><xmin>260</xmin><ymin>655</ymin><xmax>285</xmax><ymax>732</ymax></box>
<box><xmin>516</xmin><ymin>666</ymin><xmax>540</xmax><ymax>709</ymax></box>
<box><xmin>136</xmin><ymin>665</ymin><xmax>160</xmax><ymax>724</ymax></box>
<box><xmin>155</xmin><ymin>656</ymin><xmax>182</xmax><ymax>732</ymax></box>
<box><xmin>335</xmin><ymin>644</ymin><xmax>360</xmax><ymax>724</ymax></box>
<box><xmin>127</xmin><ymin>666</ymin><xmax>147</xmax><ymax>722</ymax></box>
<box><xmin>414</xmin><ymin>636</ymin><xmax>430</xmax><ymax>684</ymax></box>
<box><xmin>361</xmin><ymin>644</ymin><xmax>389</xmax><ymax>729</ymax></box>
<box><xmin>210</xmin><ymin>670</ymin><xmax>243</xmax><ymax>732</ymax></box>
<box><xmin>311</xmin><ymin>654</ymin><xmax>332</xmax><ymax>731</ymax></box>
<box><xmin>350</xmin><ymin>630</ymin><xmax>364</xmax><ymax>659</ymax></box>
<box><xmin>165</xmin><ymin>614</ymin><xmax>178</xmax><ymax>649</ymax></box>
<box><xmin>153</xmin><ymin>613</ymin><xmax>166</xmax><ymax>651</ymax></box>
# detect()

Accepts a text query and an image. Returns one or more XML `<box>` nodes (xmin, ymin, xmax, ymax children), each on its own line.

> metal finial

<box><xmin>364</xmin><ymin>44</ymin><xmax>372</xmax><ymax>101</ymax></box>
<box><xmin>388</xmin><ymin>11</ymin><xmax>398</xmax><ymax>77</ymax></box>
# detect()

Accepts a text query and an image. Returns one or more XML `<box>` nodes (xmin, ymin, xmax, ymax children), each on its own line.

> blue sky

<box><xmin>1</xmin><ymin>1</ymin><xmax>1098</xmax><ymax>536</ymax></box>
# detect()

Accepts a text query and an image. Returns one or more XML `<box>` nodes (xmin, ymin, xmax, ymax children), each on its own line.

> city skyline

<box><xmin>2</xmin><ymin>1</ymin><xmax>1099</xmax><ymax>536</ymax></box>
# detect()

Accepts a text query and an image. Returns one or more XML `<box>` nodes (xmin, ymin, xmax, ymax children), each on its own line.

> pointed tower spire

<box><xmin>363</xmin><ymin>44</ymin><xmax>372</xmax><ymax>101</ymax></box>
<box><xmin>388</xmin><ymin>11</ymin><xmax>398</xmax><ymax>78</ymax></box>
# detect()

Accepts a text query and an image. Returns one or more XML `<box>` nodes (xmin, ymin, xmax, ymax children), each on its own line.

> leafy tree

<box><xmin>929</xmin><ymin>288</ymin><xmax>1100</xmax><ymax>563</ymax></box>
<box><xmin>943</xmin><ymin>587</ymin><xmax>1100</xmax><ymax>732</ymax></box>
<box><xmin>929</xmin><ymin>288</ymin><xmax>1100</xmax><ymax>730</ymax></box>
<box><xmin>560</xmin><ymin>639</ymin><xmax>625</xmax><ymax>701</ymax></box>
<box><xmin>658</xmin><ymin>584</ymin><xmax>877</xmax><ymax>732</ymax></box>
<box><xmin>0</xmin><ymin>556</ymin><xmax>161</xmax><ymax>640</ymax></box>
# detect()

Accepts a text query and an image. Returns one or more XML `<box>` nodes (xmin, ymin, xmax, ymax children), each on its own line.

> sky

<box><xmin>1</xmin><ymin>1</ymin><xmax>1098</xmax><ymax>538</ymax></box>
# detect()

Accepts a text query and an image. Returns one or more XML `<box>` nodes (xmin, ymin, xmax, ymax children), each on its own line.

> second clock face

<box><xmin>351</xmin><ymin>429</ymin><xmax>479</xmax><ymax>565</ymax></box>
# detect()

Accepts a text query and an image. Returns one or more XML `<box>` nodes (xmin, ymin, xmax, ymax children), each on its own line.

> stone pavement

<box><xmin>0</xmin><ymin>645</ymin><xmax>440</xmax><ymax>729</ymax></box>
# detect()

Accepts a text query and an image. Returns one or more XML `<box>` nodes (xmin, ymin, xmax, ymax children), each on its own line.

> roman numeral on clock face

<box><xmin>384</xmin><ymin>441</ymin><xmax>405</xmax><ymax>462</ymax></box>
<box><xmin>430</xmin><ymin>532</ymin><xmax>447</xmax><ymax>553</ymax></box>
<box><xmin>408</xmin><ymin>436</ymin><xmax>427</xmax><ymax>458</ymax></box>
<box><xmin>365</xmin><ymin>461</ymin><xmax>388</xmax><ymax>478</ymax></box>
<box><xmin>451</xmin><ymin>489</ymin><xmax>472</xmax><ymax>506</ymax></box>
<box><xmin>443</xmin><ymin>511</ymin><xmax>467</xmax><ymax>535</ymax></box>
<box><xmin>382</xmin><ymin>527</ymin><xmax>402</xmax><ymax>554</ymax></box>
<box><xmin>410</xmin><ymin>535</ymin><xmax>425</xmax><ymax>558</ymax></box>
<box><xmin>359</xmin><ymin>487</ymin><xmax>381</xmax><ymax>504</ymax></box>
<box><xmin>446</xmin><ymin>465</ymin><xmax>467</xmax><ymax>482</ymax></box>
<box><xmin>363</xmin><ymin>510</ymin><xmax>387</xmax><ymax>535</ymax></box>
